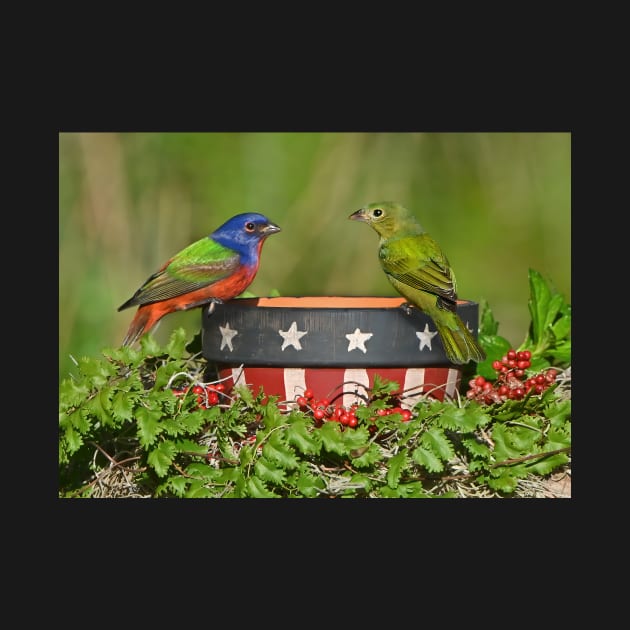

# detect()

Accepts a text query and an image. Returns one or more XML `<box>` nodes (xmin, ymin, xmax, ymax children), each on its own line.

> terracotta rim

<box><xmin>232</xmin><ymin>296</ymin><xmax>473</xmax><ymax>308</ymax></box>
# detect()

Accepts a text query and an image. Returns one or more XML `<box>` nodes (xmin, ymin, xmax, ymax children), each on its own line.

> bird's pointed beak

<box><xmin>262</xmin><ymin>222</ymin><xmax>281</xmax><ymax>235</ymax></box>
<box><xmin>349</xmin><ymin>209</ymin><xmax>367</xmax><ymax>222</ymax></box>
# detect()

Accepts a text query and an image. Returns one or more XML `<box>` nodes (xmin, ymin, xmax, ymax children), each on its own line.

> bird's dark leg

<box><xmin>206</xmin><ymin>298</ymin><xmax>224</xmax><ymax>315</ymax></box>
<box><xmin>400</xmin><ymin>302</ymin><xmax>415</xmax><ymax>316</ymax></box>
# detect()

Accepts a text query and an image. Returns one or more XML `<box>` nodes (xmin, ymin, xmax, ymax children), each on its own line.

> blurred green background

<box><xmin>59</xmin><ymin>132</ymin><xmax>570</xmax><ymax>382</ymax></box>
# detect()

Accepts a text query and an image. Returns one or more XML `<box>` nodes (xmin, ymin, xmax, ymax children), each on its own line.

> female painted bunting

<box><xmin>118</xmin><ymin>212</ymin><xmax>281</xmax><ymax>346</ymax></box>
<box><xmin>349</xmin><ymin>201</ymin><xmax>485</xmax><ymax>365</ymax></box>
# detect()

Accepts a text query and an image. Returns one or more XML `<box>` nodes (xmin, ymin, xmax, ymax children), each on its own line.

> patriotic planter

<box><xmin>201</xmin><ymin>297</ymin><xmax>480</xmax><ymax>409</ymax></box>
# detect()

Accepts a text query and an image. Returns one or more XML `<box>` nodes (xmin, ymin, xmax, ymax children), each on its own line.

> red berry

<box><xmin>296</xmin><ymin>396</ymin><xmax>308</xmax><ymax>408</ymax></box>
<box><xmin>348</xmin><ymin>416</ymin><xmax>358</xmax><ymax>428</ymax></box>
<box><xmin>192</xmin><ymin>385</ymin><xmax>204</xmax><ymax>395</ymax></box>
<box><xmin>207</xmin><ymin>392</ymin><xmax>219</xmax><ymax>405</ymax></box>
<box><xmin>401</xmin><ymin>409</ymin><xmax>412</xmax><ymax>422</ymax></box>
<box><xmin>303</xmin><ymin>388</ymin><xmax>314</xmax><ymax>400</ymax></box>
<box><xmin>313</xmin><ymin>408</ymin><xmax>325</xmax><ymax>420</ymax></box>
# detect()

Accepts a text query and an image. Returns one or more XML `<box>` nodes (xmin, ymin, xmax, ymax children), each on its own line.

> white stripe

<box><xmin>284</xmin><ymin>368</ymin><xmax>307</xmax><ymax>409</ymax></box>
<box><xmin>445</xmin><ymin>368</ymin><xmax>460</xmax><ymax>399</ymax></box>
<box><xmin>401</xmin><ymin>368</ymin><xmax>426</xmax><ymax>410</ymax></box>
<box><xmin>231</xmin><ymin>366</ymin><xmax>246</xmax><ymax>388</ymax></box>
<box><xmin>343</xmin><ymin>369</ymin><xmax>370</xmax><ymax>408</ymax></box>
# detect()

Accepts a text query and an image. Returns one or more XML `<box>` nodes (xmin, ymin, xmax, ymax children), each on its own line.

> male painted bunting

<box><xmin>349</xmin><ymin>201</ymin><xmax>485</xmax><ymax>365</ymax></box>
<box><xmin>118</xmin><ymin>212</ymin><xmax>281</xmax><ymax>346</ymax></box>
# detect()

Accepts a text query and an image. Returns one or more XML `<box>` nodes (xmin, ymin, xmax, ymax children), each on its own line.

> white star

<box><xmin>219</xmin><ymin>322</ymin><xmax>238</xmax><ymax>351</ymax></box>
<box><xmin>416</xmin><ymin>323</ymin><xmax>439</xmax><ymax>351</ymax></box>
<box><xmin>345</xmin><ymin>328</ymin><xmax>373</xmax><ymax>353</ymax></box>
<box><xmin>278</xmin><ymin>321</ymin><xmax>308</xmax><ymax>351</ymax></box>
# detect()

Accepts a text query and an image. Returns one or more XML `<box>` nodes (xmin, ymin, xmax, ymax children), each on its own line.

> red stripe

<box><xmin>218</xmin><ymin>366</ymin><xmax>460</xmax><ymax>407</ymax></box>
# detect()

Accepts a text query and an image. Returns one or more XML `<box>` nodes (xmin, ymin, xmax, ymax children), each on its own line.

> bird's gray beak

<box><xmin>349</xmin><ymin>209</ymin><xmax>367</xmax><ymax>222</ymax></box>
<box><xmin>262</xmin><ymin>222</ymin><xmax>281</xmax><ymax>235</ymax></box>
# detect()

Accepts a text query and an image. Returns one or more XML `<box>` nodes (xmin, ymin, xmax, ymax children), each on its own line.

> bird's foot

<box><xmin>400</xmin><ymin>302</ymin><xmax>414</xmax><ymax>316</ymax></box>
<box><xmin>207</xmin><ymin>298</ymin><xmax>224</xmax><ymax>315</ymax></box>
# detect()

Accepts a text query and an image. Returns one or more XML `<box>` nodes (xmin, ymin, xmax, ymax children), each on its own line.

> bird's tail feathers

<box><xmin>122</xmin><ymin>307</ymin><xmax>161</xmax><ymax>347</ymax></box>
<box><xmin>436</xmin><ymin>320</ymin><xmax>486</xmax><ymax>365</ymax></box>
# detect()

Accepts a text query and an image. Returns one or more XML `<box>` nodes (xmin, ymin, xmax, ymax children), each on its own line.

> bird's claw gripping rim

<box><xmin>399</xmin><ymin>302</ymin><xmax>414</xmax><ymax>316</ymax></box>
<box><xmin>207</xmin><ymin>298</ymin><xmax>225</xmax><ymax>315</ymax></box>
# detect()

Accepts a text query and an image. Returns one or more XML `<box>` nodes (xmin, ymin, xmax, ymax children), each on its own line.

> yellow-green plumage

<box><xmin>349</xmin><ymin>201</ymin><xmax>485</xmax><ymax>365</ymax></box>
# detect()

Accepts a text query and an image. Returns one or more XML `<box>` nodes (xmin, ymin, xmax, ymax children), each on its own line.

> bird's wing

<box><xmin>380</xmin><ymin>235</ymin><xmax>458</xmax><ymax>302</ymax></box>
<box><xmin>125</xmin><ymin>238</ymin><xmax>241</xmax><ymax>306</ymax></box>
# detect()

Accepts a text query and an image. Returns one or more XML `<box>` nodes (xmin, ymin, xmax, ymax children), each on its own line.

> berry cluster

<box><xmin>172</xmin><ymin>382</ymin><xmax>226</xmax><ymax>409</ymax></box>
<box><xmin>466</xmin><ymin>349</ymin><xmax>558</xmax><ymax>404</ymax></box>
<box><xmin>295</xmin><ymin>388</ymin><xmax>412</xmax><ymax>429</ymax></box>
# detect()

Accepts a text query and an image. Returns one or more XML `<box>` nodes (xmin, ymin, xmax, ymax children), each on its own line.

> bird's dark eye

<box><xmin>373</xmin><ymin>208</ymin><xmax>383</xmax><ymax>217</ymax></box>
<box><xmin>245</xmin><ymin>222</ymin><xmax>256</xmax><ymax>232</ymax></box>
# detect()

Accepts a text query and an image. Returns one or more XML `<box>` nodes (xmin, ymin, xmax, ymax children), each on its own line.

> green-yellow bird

<box><xmin>349</xmin><ymin>201</ymin><xmax>485</xmax><ymax>365</ymax></box>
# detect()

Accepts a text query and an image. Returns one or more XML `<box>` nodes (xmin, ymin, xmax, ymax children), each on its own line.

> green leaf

<box><xmin>234</xmin><ymin>383</ymin><xmax>254</xmax><ymax>406</ymax></box>
<box><xmin>341</xmin><ymin>426</ymin><xmax>370</xmax><ymax>451</ymax></box>
<box><xmin>147</xmin><ymin>440</ymin><xmax>177</xmax><ymax>477</ymax></box>
<box><xmin>506</xmin><ymin>422</ymin><xmax>541</xmax><ymax>452</ymax></box>
<box><xmin>84</xmin><ymin>387</ymin><xmax>115</xmax><ymax>426</ymax></box>
<box><xmin>296</xmin><ymin>472</ymin><xmax>326</xmax><ymax>497</ymax></box>
<box><xmin>319</xmin><ymin>421</ymin><xmax>347</xmax><ymax>455</ymax></box>
<box><xmin>136</xmin><ymin>407</ymin><xmax>164</xmax><ymax>448</ymax></box>
<box><xmin>485</xmin><ymin>468</ymin><xmax>518</xmax><ymax>493</ymax></box>
<box><xmin>111</xmin><ymin>391</ymin><xmax>134</xmax><ymax>422</ymax></box>
<box><xmin>185</xmin><ymin>480</ymin><xmax>214</xmax><ymax>498</ymax></box>
<box><xmin>175</xmin><ymin>439</ymin><xmax>208</xmax><ymax>457</ymax></box>
<box><xmin>286</xmin><ymin>418</ymin><xmax>321</xmax><ymax>455</ymax></box>
<box><xmin>61</xmin><ymin>426</ymin><xmax>84</xmax><ymax>457</ymax></box>
<box><xmin>255</xmin><ymin>457</ymin><xmax>287</xmax><ymax>485</ymax></box>
<box><xmin>75</xmin><ymin>355</ymin><xmax>117</xmax><ymax>387</ymax></box>
<box><xmin>64</xmin><ymin>408</ymin><xmax>91</xmax><ymax>434</ymax></box>
<box><xmin>478</xmin><ymin>298</ymin><xmax>499</xmax><ymax>336</ymax></box>
<box><xmin>461</xmin><ymin>437</ymin><xmax>492</xmax><ymax>459</ymax></box>
<box><xmin>545</xmin><ymin>400</ymin><xmax>571</xmax><ymax>428</ymax></box>
<box><xmin>247</xmin><ymin>476</ymin><xmax>280</xmax><ymax>498</ymax></box>
<box><xmin>139</xmin><ymin>334</ymin><xmax>162</xmax><ymax>356</ymax></box>
<box><xmin>491</xmin><ymin>424</ymin><xmax>525</xmax><ymax>461</ymax></box>
<box><xmin>262</xmin><ymin>434</ymin><xmax>299</xmax><ymax>469</ymax></box>
<box><xmin>420</xmin><ymin>428</ymin><xmax>455</xmax><ymax>461</ymax></box>
<box><xmin>178</xmin><ymin>408</ymin><xmax>211</xmax><ymax>433</ymax></box>
<box><xmin>59</xmin><ymin>378</ymin><xmax>91</xmax><ymax>410</ymax></box>
<box><xmin>551</xmin><ymin>306</ymin><xmax>571</xmax><ymax>341</ymax></box>
<box><xmin>394</xmin><ymin>482</ymin><xmax>430</xmax><ymax>498</ymax></box>
<box><xmin>349</xmin><ymin>443</ymin><xmax>382</xmax><ymax>468</ymax></box>
<box><xmin>165</xmin><ymin>327</ymin><xmax>188</xmax><ymax>359</ymax></box>
<box><xmin>168</xmin><ymin>475</ymin><xmax>189</xmax><ymax>497</ymax></box>
<box><xmin>386</xmin><ymin>452</ymin><xmax>407</xmax><ymax>489</ymax></box>
<box><xmin>525</xmin><ymin>453</ymin><xmax>569</xmax><ymax>476</ymax></box>
<box><xmin>412</xmin><ymin>446</ymin><xmax>444</xmax><ymax>473</ymax></box>
<box><xmin>371</xmin><ymin>374</ymin><xmax>401</xmax><ymax>396</ymax></box>
<box><xmin>437</xmin><ymin>403</ymin><xmax>491</xmax><ymax>432</ymax></box>
<box><xmin>527</xmin><ymin>268</ymin><xmax>554</xmax><ymax>344</ymax></box>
